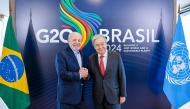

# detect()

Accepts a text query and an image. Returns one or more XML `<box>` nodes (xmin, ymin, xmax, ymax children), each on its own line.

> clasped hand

<box><xmin>79</xmin><ymin>68</ymin><xmax>88</xmax><ymax>78</ymax></box>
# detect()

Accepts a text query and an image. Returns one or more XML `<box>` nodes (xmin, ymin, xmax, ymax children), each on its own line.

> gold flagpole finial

<box><xmin>9</xmin><ymin>2</ymin><xmax>12</xmax><ymax>15</ymax></box>
<box><xmin>178</xmin><ymin>4</ymin><xmax>180</xmax><ymax>14</ymax></box>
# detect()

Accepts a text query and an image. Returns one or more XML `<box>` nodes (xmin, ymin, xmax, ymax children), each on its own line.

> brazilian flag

<box><xmin>0</xmin><ymin>15</ymin><xmax>30</xmax><ymax>109</ymax></box>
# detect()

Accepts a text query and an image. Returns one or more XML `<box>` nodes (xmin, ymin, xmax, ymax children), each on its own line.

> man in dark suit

<box><xmin>87</xmin><ymin>34</ymin><xmax>126</xmax><ymax>109</ymax></box>
<box><xmin>55</xmin><ymin>32</ymin><xmax>88</xmax><ymax>109</ymax></box>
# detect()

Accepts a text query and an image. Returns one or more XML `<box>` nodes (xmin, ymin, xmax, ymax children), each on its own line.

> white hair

<box><xmin>91</xmin><ymin>34</ymin><xmax>107</xmax><ymax>46</ymax></box>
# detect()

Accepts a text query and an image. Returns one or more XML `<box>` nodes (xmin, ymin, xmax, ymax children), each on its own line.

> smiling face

<box><xmin>93</xmin><ymin>37</ymin><xmax>107</xmax><ymax>55</ymax></box>
<box><xmin>68</xmin><ymin>32</ymin><xmax>82</xmax><ymax>51</ymax></box>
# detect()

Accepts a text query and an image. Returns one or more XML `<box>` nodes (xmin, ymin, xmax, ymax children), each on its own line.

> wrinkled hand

<box><xmin>120</xmin><ymin>96</ymin><xmax>126</xmax><ymax>104</ymax></box>
<box><xmin>79</xmin><ymin>68</ymin><xmax>88</xmax><ymax>78</ymax></box>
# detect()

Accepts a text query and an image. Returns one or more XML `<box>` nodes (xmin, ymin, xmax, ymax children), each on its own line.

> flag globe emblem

<box><xmin>166</xmin><ymin>41</ymin><xmax>190</xmax><ymax>85</ymax></box>
<box><xmin>0</xmin><ymin>55</ymin><xmax>24</xmax><ymax>82</ymax></box>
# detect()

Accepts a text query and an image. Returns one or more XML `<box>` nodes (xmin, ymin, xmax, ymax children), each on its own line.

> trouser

<box><xmin>94</xmin><ymin>95</ymin><xmax>121</xmax><ymax>109</ymax></box>
<box><xmin>57</xmin><ymin>101</ymin><xmax>84</xmax><ymax>109</ymax></box>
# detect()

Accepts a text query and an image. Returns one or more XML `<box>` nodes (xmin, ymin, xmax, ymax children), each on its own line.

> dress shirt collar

<box><xmin>98</xmin><ymin>50</ymin><xmax>108</xmax><ymax>58</ymax></box>
<box><xmin>70</xmin><ymin>46</ymin><xmax>79</xmax><ymax>54</ymax></box>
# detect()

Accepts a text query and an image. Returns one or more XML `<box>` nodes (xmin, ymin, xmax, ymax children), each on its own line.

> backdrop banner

<box><xmin>16</xmin><ymin>0</ymin><xmax>174</xmax><ymax>108</ymax></box>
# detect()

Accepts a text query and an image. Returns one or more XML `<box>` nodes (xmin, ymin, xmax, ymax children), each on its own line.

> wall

<box><xmin>181</xmin><ymin>12</ymin><xmax>190</xmax><ymax>51</ymax></box>
<box><xmin>0</xmin><ymin>0</ymin><xmax>15</xmax><ymax>58</ymax></box>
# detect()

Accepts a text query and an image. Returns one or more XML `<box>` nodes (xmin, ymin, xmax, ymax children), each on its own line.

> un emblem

<box><xmin>165</xmin><ymin>41</ymin><xmax>190</xmax><ymax>85</ymax></box>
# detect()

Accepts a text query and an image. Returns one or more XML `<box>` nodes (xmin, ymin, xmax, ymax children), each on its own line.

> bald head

<box><xmin>68</xmin><ymin>32</ymin><xmax>82</xmax><ymax>40</ymax></box>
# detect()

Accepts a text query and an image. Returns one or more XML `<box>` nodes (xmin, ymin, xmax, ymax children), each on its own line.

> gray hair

<box><xmin>91</xmin><ymin>34</ymin><xmax>107</xmax><ymax>46</ymax></box>
<box><xmin>68</xmin><ymin>32</ymin><xmax>82</xmax><ymax>40</ymax></box>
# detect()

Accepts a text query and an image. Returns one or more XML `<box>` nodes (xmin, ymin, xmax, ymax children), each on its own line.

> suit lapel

<box><xmin>105</xmin><ymin>51</ymin><xmax>112</xmax><ymax>76</ymax></box>
<box><xmin>67</xmin><ymin>47</ymin><xmax>80</xmax><ymax>68</ymax></box>
<box><xmin>95</xmin><ymin>51</ymin><xmax>112</xmax><ymax>76</ymax></box>
<box><xmin>79</xmin><ymin>51</ymin><xmax>83</xmax><ymax>66</ymax></box>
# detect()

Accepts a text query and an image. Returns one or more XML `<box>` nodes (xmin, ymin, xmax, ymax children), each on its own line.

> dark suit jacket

<box><xmin>87</xmin><ymin>50</ymin><xmax>126</xmax><ymax>104</ymax></box>
<box><xmin>55</xmin><ymin>46</ymin><xmax>84</xmax><ymax>105</ymax></box>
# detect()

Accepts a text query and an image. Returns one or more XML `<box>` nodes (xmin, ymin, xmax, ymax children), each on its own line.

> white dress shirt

<box><xmin>71</xmin><ymin>48</ymin><xmax>82</xmax><ymax>68</ymax></box>
<box><xmin>71</xmin><ymin>48</ymin><xmax>82</xmax><ymax>79</ymax></box>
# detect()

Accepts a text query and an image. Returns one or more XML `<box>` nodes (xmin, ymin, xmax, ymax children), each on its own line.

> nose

<box><xmin>100</xmin><ymin>44</ymin><xmax>104</xmax><ymax>48</ymax></box>
<box><xmin>75</xmin><ymin>40</ymin><xmax>81</xmax><ymax>45</ymax></box>
<box><xmin>98</xmin><ymin>45</ymin><xmax>103</xmax><ymax>49</ymax></box>
<box><xmin>77</xmin><ymin>41</ymin><xmax>81</xmax><ymax>44</ymax></box>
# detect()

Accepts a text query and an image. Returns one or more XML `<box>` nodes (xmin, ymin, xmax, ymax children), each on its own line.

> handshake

<box><xmin>79</xmin><ymin>68</ymin><xmax>88</xmax><ymax>78</ymax></box>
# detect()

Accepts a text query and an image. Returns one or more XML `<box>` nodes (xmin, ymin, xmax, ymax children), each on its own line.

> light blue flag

<box><xmin>163</xmin><ymin>15</ymin><xmax>190</xmax><ymax>109</ymax></box>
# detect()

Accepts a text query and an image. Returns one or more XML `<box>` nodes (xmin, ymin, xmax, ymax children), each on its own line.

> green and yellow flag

<box><xmin>0</xmin><ymin>15</ymin><xmax>30</xmax><ymax>109</ymax></box>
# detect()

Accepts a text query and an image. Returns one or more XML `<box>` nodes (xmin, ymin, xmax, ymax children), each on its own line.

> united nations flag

<box><xmin>163</xmin><ymin>15</ymin><xmax>190</xmax><ymax>109</ymax></box>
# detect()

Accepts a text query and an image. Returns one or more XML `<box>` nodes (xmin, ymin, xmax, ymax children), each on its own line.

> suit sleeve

<box><xmin>55</xmin><ymin>52</ymin><xmax>80</xmax><ymax>81</ymax></box>
<box><xmin>118</xmin><ymin>54</ymin><xmax>127</xmax><ymax>97</ymax></box>
<box><xmin>86</xmin><ymin>56</ymin><xmax>92</xmax><ymax>81</ymax></box>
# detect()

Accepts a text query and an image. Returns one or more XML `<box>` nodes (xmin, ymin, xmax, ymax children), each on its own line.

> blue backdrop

<box><xmin>16</xmin><ymin>0</ymin><xmax>174</xmax><ymax>109</ymax></box>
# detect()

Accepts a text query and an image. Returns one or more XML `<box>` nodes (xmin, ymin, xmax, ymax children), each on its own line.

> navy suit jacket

<box><xmin>87</xmin><ymin>50</ymin><xmax>126</xmax><ymax>104</ymax></box>
<box><xmin>55</xmin><ymin>46</ymin><xmax>84</xmax><ymax>105</ymax></box>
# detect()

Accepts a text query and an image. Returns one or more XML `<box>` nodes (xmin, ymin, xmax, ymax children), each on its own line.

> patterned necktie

<box><xmin>100</xmin><ymin>55</ymin><xmax>105</xmax><ymax>76</ymax></box>
<box><xmin>75</xmin><ymin>51</ymin><xmax>82</xmax><ymax>68</ymax></box>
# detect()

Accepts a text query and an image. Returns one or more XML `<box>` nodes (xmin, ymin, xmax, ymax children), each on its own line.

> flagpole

<box><xmin>171</xmin><ymin>4</ymin><xmax>180</xmax><ymax>109</ymax></box>
<box><xmin>178</xmin><ymin>4</ymin><xmax>180</xmax><ymax>14</ymax></box>
<box><xmin>9</xmin><ymin>2</ymin><xmax>12</xmax><ymax>15</ymax></box>
<box><xmin>171</xmin><ymin>106</ymin><xmax>174</xmax><ymax>109</ymax></box>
